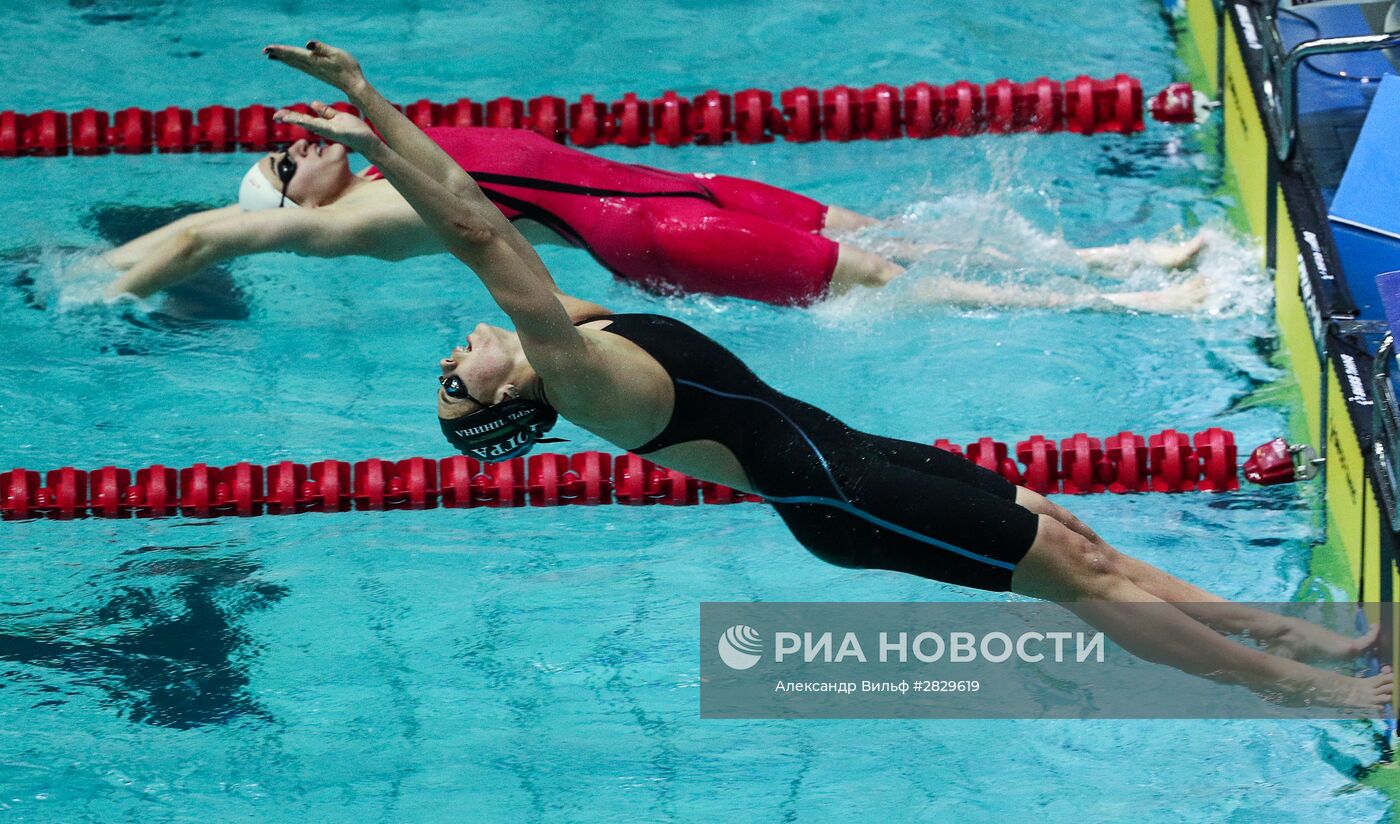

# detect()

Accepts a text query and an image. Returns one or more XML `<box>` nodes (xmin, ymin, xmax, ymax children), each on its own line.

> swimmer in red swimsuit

<box><xmin>364</xmin><ymin>128</ymin><xmax>854</xmax><ymax>304</ymax></box>
<box><xmin>102</xmin><ymin>125</ymin><xmax>899</xmax><ymax>304</ymax></box>
<box><xmin>101</xmin><ymin>75</ymin><xmax>1208</xmax><ymax>311</ymax></box>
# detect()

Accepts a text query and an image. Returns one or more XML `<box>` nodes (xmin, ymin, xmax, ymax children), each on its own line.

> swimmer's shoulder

<box><xmin>552</xmin><ymin>323</ymin><xmax>674</xmax><ymax>447</ymax></box>
<box><xmin>330</xmin><ymin>178</ymin><xmax>415</xmax><ymax>215</ymax></box>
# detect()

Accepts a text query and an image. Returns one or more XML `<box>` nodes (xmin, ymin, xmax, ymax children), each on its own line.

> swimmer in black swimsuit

<box><xmin>578</xmin><ymin>313</ymin><xmax>1038</xmax><ymax>591</ymax></box>
<box><xmin>272</xmin><ymin>41</ymin><xmax>1391</xmax><ymax>711</ymax></box>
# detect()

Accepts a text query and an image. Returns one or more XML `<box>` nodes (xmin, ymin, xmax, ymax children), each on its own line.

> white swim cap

<box><xmin>238</xmin><ymin>159</ymin><xmax>299</xmax><ymax>211</ymax></box>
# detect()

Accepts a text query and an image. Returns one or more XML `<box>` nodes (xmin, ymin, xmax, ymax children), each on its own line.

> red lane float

<box><xmin>1104</xmin><ymin>432</ymin><xmax>1148</xmax><ymax>494</ymax></box>
<box><xmin>0</xmin><ymin>112</ymin><xmax>27</xmax><ymax>156</ymax></box>
<box><xmin>71</xmin><ymin>109</ymin><xmax>108</xmax><ymax>155</ymax></box>
<box><xmin>529</xmin><ymin>95</ymin><xmax>567</xmax><ymax>143</ymax></box>
<box><xmin>155</xmin><ymin>106</ymin><xmax>194</xmax><ymax>153</ymax></box>
<box><xmin>197</xmin><ymin>105</ymin><xmax>236</xmax><ymax>152</ymax></box>
<box><xmin>404</xmin><ymin>99</ymin><xmax>439</xmax><ymax>130</ymax></box>
<box><xmin>780</xmin><ymin>87</ymin><xmax>821</xmax><ymax>142</ymax></box>
<box><xmin>1059</xmin><ymin>433</ymin><xmax>1104</xmax><ymax>495</ymax></box>
<box><xmin>111</xmin><ymin>108</ymin><xmax>152</xmax><ymax>154</ymax></box>
<box><xmin>653</xmin><ymin>91</ymin><xmax>690</xmax><ymax>147</ymax></box>
<box><xmin>0</xmin><ymin>76</ymin><xmax>1194</xmax><ymax>158</ymax></box>
<box><xmin>967</xmin><ymin>438</ymin><xmax>1022</xmax><ymax>485</ymax></box>
<box><xmin>1243</xmin><ymin>438</ymin><xmax>1322</xmax><ymax>486</ymax></box>
<box><xmin>445</xmin><ymin>98</ymin><xmax>481</xmax><ymax>128</ymax></box>
<box><xmin>1194</xmin><ymin>427</ymin><xmax>1239</xmax><ymax>492</ymax></box>
<box><xmin>237</xmin><ymin>104</ymin><xmax>275</xmax><ymax>151</ymax></box>
<box><xmin>25</xmin><ymin>110</ymin><xmax>68</xmax><ymax>156</ymax></box>
<box><xmin>611</xmin><ymin>92</ymin><xmax>650</xmax><ymax>147</ymax></box>
<box><xmin>568</xmin><ymin>94</ymin><xmax>609</xmax><ymax>147</ymax></box>
<box><xmin>944</xmin><ymin>81</ymin><xmax>983</xmax><ymax>136</ymax></box>
<box><xmin>1148</xmin><ymin>82</ymin><xmax>1199</xmax><ymax>125</ymax></box>
<box><xmin>1016</xmin><ymin>435</ymin><xmax>1059</xmax><ymax>494</ymax></box>
<box><xmin>734</xmin><ymin>89</ymin><xmax>775</xmax><ymax>144</ymax></box>
<box><xmin>902</xmin><ymin>82</ymin><xmax>942</xmax><ymax>138</ymax></box>
<box><xmin>1149</xmin><ymin>429</ymin><xmax>1198</xmax><ymax>493</ymax></box>
<box><xmin>486</xmin><ymin>97</ymin><xmax>525</xmax><ymax>130</ymax></box>
<box><xmin>0</xmin><ymin>428</ymin><xmax>1306</xmax><ymax>523</ymax></box>
<box><xmin>690</xmin><ymin>90</ymin><xmax>731</xmax><ymax>145</ymax></box>
<box><xmin>864</xmin><ymin>84</ymin><xmax>902</xmax><ymax>140</ymax></box>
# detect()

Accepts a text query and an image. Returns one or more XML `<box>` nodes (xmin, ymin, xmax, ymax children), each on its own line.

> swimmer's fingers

<box><xmin>271</xmin><ymin>108</ymin><xmax>315</xmax><ymax>129</ymax></box>
<box><xmin>302</xmin><ymin>39</ymin><xmax>362</xmax><ymax>73</ymax></box>
<box><xmin>307</xmin><ymin>100</ymin><xmax>337</xmax><ymax>119</ymax></box>
<box><xmin>273</xmin><ymin>103</ymin><xmax>377</xmax><ymax>150</ymax></box>
<box><xmin>271</xmin><ymin>107</ymin><xmax>333</xmax><ymax>135</ymax></box>
<box><xmin>263</xmin><ymin>41</ymin><xmax>364</xmax><ymax>91</ymax></box>
<box><xmin>263</xmin><ymin>43</ymin><xmax>315</xmax><ymax>70</ymax></box>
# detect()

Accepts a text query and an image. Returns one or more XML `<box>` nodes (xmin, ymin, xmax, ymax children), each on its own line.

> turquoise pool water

<box><xmin>0</xmin><ymin>1</ymin><xmax>1391</xmax><ymax>821</ymax></box>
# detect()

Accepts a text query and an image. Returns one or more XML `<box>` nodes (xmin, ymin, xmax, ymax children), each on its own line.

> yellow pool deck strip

<box><xmin>1177</xmin><ymin>0</ymin><xmax>1399</xmax><ymax>795</ymax></box>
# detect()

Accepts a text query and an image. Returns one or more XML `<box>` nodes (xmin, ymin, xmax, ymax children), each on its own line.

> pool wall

<box><xmin>1175</xmin><ymin>0</ymin><xmax>1399</xmax><ymax>747</ymax></box>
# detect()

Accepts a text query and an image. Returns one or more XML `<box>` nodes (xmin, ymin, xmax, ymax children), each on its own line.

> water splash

<box><xmin>1180</xmin><ymin>225</ymin><xmax>1273</xmax><ymax>321</ymax></box>
<box><xmin>819</xmin><ymin>193</ymin><xmax>1269</xmax><ymax>322</ymax></box>
<box><xmin>8</xmin><ymin>243</ymin><xmax>251</xmax><ymax>330</ymax></box>
<box><xmin>8</xmin><ymin>245</ymin><xmax>153</xmax><ymax>314</ymax></box>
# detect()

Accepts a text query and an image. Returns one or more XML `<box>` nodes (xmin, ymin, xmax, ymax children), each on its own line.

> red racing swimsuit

<box><xmin>366</xmin><ymin>127</ymin><xmax>838</xmax><ymax>304</ymax></box>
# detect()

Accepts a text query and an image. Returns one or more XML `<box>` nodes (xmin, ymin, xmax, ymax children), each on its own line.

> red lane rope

<box><xmin>0</xmin><ymin>427</ymin><xmax>1242</xmax><ymax>522</ymax></box>
<box><xmin>0</xmin><ymin>74</ymin><xmax>1177</xmax><ymax>158</ymax></box>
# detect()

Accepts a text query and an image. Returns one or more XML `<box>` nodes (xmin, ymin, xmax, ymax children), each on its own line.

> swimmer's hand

<box><xmin>273</xmin><ymin>101</ymin><xmax>379</xmax><ymax>153</ymax></box>
<box><xmin>263</xmin><ymin>40</ymin><xmax>365</xmax><ymax>93</ymax></box>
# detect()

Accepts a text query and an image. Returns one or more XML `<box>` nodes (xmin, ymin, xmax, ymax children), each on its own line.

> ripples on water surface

<box><xmin>0</xmin><ymin>1</ymin><xmax>1389</xmax><ymax>821</ymax></box>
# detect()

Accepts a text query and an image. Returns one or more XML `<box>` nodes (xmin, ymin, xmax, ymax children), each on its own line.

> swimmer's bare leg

<box><xmin>822</xmin><ymin>205</ymin><xmax>879</xmax><ymax>231</ymax></box>
<box><xmin>911</xmin><ymin>274</ymin><xmax>1207</xmax><ymax>314</ymax></box>
<box><xmin>880</xmin><ymin>240</ymin><xmax>1010</xmax><ymax>266</ymax></box>
<box><xmin>820</xmin><ymin>207</ymin><xmax>1007</xmax><ymax>265</ymax></box>
<box><xmin>826</xmin><ymin>244</ymin><xmax>904</xmax><ymax>294</ymax></box>
<box><xmin>909</xmin><ymin>278</ymin><xmax>1078</xmax><ymax>309</ymax></box>
<box><xmin>1014</xmin><ymin>488</ymin><xmax>1380</xmax><ymax>663</ymax></box>
<box><xmin>1010</xmin><ymin>515</ymin><xmax>1393</xmax><ymax>711</ymax></box>
<box><xmin>1099</xmin><ymin>274</ymin><xmax>1209</xmax><ymax>313</ymax></box>
<box><xmin>1077</xmin><ymin>232</ymin><xmax>1208</xmax><ymax>274</ymax></box>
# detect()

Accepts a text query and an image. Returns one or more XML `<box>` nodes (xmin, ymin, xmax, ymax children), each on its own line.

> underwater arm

<box><xmin>263</xmin><ymin>41</ymin><xmax>580</xmax><ymax>305</ymax></box>
<box><xmin>102</xmin><ymin>205</ymin><xmax>243</xmax><ymax>271</ymax></box>
<box><xmin>271</xmin><ymin>97</ymin><xmax>593</xmax><ymax>363</ymax></box>
<box><xmin>104</xmin><ymin>207</ymin><xmax>385</xmax><ymax>298</ymax></box>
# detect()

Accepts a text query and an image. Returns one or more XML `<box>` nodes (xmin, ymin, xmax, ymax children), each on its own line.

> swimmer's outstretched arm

<box><xmin>102</xmin><ymin>205</ymin><xmax>242</xmax><ymax>271</ymax></box>
<box><xmin>268</xmin><ymin>44</ymin><xmax>480</xmax><ymax>210</ymax></box>
<box><xmin>265</xmin><ymin>41</ymin><xmax>565</xmax><ymax>298</ymax></box>
<box><xmin>104</xmin><ymin>204</ymin><xmax>391</xmax><ymax>298</ymax></box>
<box><xmin>270</xmin><ymin>76</ymin><xmax>607</xmax><ymax>363</ymax></box>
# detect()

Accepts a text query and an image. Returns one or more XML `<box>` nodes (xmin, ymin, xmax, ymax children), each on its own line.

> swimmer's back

<box><xmin>368</xmin><ymin>127</ymin><xmax>713</xmax><ymax>198</ymax></box>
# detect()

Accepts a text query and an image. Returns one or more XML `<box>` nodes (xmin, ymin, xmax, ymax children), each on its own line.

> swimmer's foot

<box><xmin>1078</xmin><ymin>232</ymin><xmax>1208</xmax><ymax>272</ymax></box>
<box><xmin>1149</xmin><ymin>232</ymin><xmax>1208</xmax><ymax>269</ymax></box>
<box><xmin>1100</xmin><ymin>273</ymin><xmax>1209</xmax><ymax>314</ymax></box>
<box><xmin>1259</xmin><ymin>618</ymin><xmax>1380</xmax><ymax>663</ymax></box>
<box><xmin>1261</xmin><ymin>665</ymin><xmax>1393</xmax><ymax>712</ymax></box>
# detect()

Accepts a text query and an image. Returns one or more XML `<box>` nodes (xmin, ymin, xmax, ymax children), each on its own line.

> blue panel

<box><xmin>1331</xmin><ymin>75</ymin><xmax>1400</xmax><ymax>237</ymax></box>
<box><xmin>1283</xmin><ymin>4</ymin><xmax>1397</xmax><ymax>116</ymax></box>
<box><xmin>1330</xmin><ymin>74</ymin><xmax>1400</xmax><ymax>321</ymax></box>
<box><xmin>1339</xmin><ymin>225</ymin><xmax>1400</xmax><ymax>321</ymax></box>
<box><xmin>1377</xmin><ymin>270</ymin><xmax>1400</xmax><ymax>336</ymax></box>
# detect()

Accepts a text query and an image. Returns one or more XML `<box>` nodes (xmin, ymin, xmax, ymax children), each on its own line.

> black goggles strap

<box><xmin>276</xmin><ymin>153</ymin><xmax>297</xmax><ymax>208</ymax></box>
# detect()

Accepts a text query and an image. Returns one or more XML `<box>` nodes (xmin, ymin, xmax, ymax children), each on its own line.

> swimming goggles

<box><xmin>439</xmin><ymin>374</ymin><xmax>486</xmax><ymax>406</ymax></box>
<box><xmin>276</xmin><ymin>152</ymin><xmax>298</xmax><ymax>207</ymax></box>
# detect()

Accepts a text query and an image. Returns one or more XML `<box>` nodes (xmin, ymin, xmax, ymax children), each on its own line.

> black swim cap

<box><xmin>439</xmin><ymin>398</ymin><xmax>561</xmax><ymax>462</ymax></box>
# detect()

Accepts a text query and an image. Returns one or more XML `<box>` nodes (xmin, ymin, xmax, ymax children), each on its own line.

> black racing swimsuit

<box><xmin>595</xmin><ymin>313</ymin><xmax>1039</xmax><ymax>592</ymax></box>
